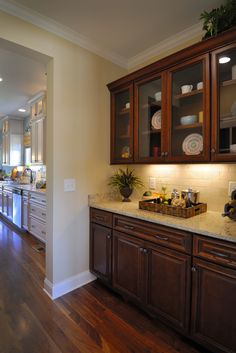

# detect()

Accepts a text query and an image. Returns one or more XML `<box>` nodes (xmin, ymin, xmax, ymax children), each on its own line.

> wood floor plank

<box><xmin>0</xmin><ymin>219</ymin><xmax>208</xmax><ymax>353</ymax></box>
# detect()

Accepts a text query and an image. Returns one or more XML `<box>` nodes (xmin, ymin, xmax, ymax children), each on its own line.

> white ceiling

<box><xmin>0</xmin><ymin>39</ymin><xmax>48</xmax><ymax>119</ymax></box>
<box><xmin>0</xmin><ymin>0</ymin><xmax>225</xmax><ymax>118</ymax></box>
<box><xmin>0</xmin><ymin>0</ymin><xmax>224</xmax><ymax>67</ymax></box>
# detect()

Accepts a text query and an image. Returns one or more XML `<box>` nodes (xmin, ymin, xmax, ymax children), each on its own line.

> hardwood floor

<box><xmin>0</xmin><ymin>220</ymin><xmax>209</xmax><ymax>353</ymax></box>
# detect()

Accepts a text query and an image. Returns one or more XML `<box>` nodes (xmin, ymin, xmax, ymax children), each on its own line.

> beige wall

<box><xmin>0</xmin><ymin>10</ymin><xmax>126</xmax><ymax>285</ymax></box>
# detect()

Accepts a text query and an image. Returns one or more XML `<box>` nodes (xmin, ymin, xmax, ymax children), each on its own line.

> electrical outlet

<box><xmin>228</xmin><ymin>181</ymin><xmax>236</xmax><ymax>197</ymax></box>
<box><xmin>64</xmin><ymin>178</ymin><xmax>76</xmax><ymax>192</ymax></box>
<box><xmin>149</xmin><ymin>177</ymin><xmax>156</xmax><ymax>190</ymax></box>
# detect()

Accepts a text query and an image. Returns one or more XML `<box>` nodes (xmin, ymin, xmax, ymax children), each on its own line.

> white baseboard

<box><xmin>44</xmin><ymin>270</ymin><xmax>96</xmax><ymax>300</ymax></box>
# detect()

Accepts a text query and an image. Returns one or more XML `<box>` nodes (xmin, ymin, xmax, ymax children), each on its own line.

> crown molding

<box><xmin>127</xmin><ymin>22</ymin><xmax>203</xmax><ymax>69</ymax></box>
<box><xmin>0</xmin><ymin>0</ymin><xmax>128</xmax><ymax>68</ymax></box>
<box><xmin>0</xmin><ymin>0</ymin><xmax>204</xmax><ymax>71</ymax></box>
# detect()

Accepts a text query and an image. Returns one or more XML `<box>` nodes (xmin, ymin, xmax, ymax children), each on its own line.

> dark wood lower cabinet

<box><xmin>112</xmin><ymin>230</ymin><xmax>191</xmax><ymax>333</ymax></box>
<box><xmin>90</xmin><ymin>208</ymin><xmax>236</xmax><ymax>353</ymax></box>
<box><xmin>90</xmin><ymin>223</ymin><xmax>112</xmax><ymax>284</ymax></box>
<box><xmin>147</xmin><ymin>245</ymin><xmax>191</xmax><ymax>333</ymax></box>
<box><xmin>112</xmin><ymin>230</ymin><xmax>145</xmax><ymax>303</ymax></box>
<box><xmin>191</xmin><ymin>258</ymin><xmax>236</xmax><ymax>353</ymax></box>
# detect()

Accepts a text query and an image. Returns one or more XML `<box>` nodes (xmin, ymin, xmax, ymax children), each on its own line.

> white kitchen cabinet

<box><xmin>28</xmin><ymin>92</ymin><xmax>46</xmax><ymax>165</ymax></box>
<box><xmin>2</xmin><ymin>187</ymin><xmax>13</xmax><ymax>221</ymax></box>
<box><xmin>22</xmin><ymin>190</ymin><xmax>29</xmax><ymax>230</ymax></box>
<box><xmin>30</xmin><ymin>117</ymin><xmax>45</xmax><ymax>165</ymax></box>
<box><xmin>2</xmin><ymin>117</ymin><xmax>24</xmax><ymax>166</ymax></box>
<box><xmin>28</xmin><ymin>191</ymin><xmax>46</xmax><ymax>242</ymax></box>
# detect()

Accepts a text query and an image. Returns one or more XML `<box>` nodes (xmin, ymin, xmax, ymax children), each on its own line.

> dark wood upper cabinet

<box><xmin>108</xmin><ymin>28</ymin><xmax>236</xmax><ymax>164</ymax></box>
<box><xmin>166</xmin><ymin>54</ymin><xmax>210</xmax><ymax>163</ymax></box>
<box><xmin>110</xmin><ymin>83</ymin><xmax>134</xmax><ymax>164</ymax></box>
<box><xmin>211</xmin><ymin>43</ymin><xmax>236</xmax><ymax>162</ymax></box>
<box><xmin>134</xmin><ymin>72</ymin><xmax>167</xmax><ymax>163</ymax></box>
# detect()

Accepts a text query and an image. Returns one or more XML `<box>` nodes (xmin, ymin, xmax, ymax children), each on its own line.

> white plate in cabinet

<box><xmin>29</xmin><ymin>217</ymin><xmax>46</xmax><ymax>242</ymax></box>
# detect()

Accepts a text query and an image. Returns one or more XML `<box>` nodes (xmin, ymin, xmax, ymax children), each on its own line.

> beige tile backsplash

<box><xmin>124</xmin><ymin>164</ymin><xmax>236</xmax><ymax>212</ymax></box>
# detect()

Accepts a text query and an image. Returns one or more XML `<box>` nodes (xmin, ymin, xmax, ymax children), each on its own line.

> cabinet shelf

<box><xmin>142</xmin><ymin>101</ymin><xmax>161</xmax><ymax>109</ymax></box>
<box><xmin>221</xmin><ymin>79</ymin><xmax>236</xmax><ymax>87</ymax></box>
<box><xmin>142</xmin><ymin>129</ymin><xmax>161</xmax><ymax>135</ymax></box>
<box><xmin>175</xmin><ymin>123</ymin><xmax>202</xmax><ymax>130</ymax></box>
<box><xmin>174</xmin><ymin>89</ymin><xmax>203</xmax><ymax>100</ymax></box>
<box><xmin>119</xmin><ymin>108</ymin><xmax>130</xmax><ymax>116</ymax></box>
<box><xmin>220</xmin><ymin>115</ymin><xmax>236</xmax><ymax>128</ymax></box>
<box><xmin>117</xmin><ymin>134</ymin><xmax>130</xmax><ymax>139</ymax></box>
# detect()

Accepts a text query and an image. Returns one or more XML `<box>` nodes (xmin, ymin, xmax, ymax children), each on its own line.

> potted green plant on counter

<box><xmin>108</xmin><ymin>167</ymin><xmax>144</xmax><ymax>202</ymax></box>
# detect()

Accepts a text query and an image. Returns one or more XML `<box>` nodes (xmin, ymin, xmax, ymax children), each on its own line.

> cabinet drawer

<box><xmin>29</xmin><ymin>192</ymin><xmax>46</xmax><ymax>206</ymax></box>
<box><xmin>193</xmin><ymin>235</ymin><xmax>236</xmax><ymax>269</ymax></box>
<box><xmin>113</xmin><ymin>215</ymin><xmax>191</xmax><ymax>254</ymax></box>
<box><xmin>90</xmin><ymin>208</ymin><xmax>112</xmax><ymax>228</ymax></box>
<box><xmin>29</xmin><ymin>202</ymin><xmax>46</xmax><ymax>222</ymax></box>
<box><xmin>29</xmin><ymin>217</ymin><xmax>46</xmax><ymax>242</ymax></box>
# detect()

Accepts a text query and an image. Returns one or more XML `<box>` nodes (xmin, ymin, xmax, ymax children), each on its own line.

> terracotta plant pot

<box><xmin>120</xmin><ymin>187</ymin><xmax>133</xmax><ymax>202</ymax></box>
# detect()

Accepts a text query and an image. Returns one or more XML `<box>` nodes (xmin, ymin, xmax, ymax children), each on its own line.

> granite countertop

<box><xmin>89</xmin><ymin>197</ymin><xmax>236</xmax><ymax>244</ymax></box>
<box><xmin>0</xmin><ymin>181</ymin><xmax>46</xmax><ymax>195</ymax></box>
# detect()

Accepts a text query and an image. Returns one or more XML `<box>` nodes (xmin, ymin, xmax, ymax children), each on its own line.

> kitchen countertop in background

<box><xmin>89</xmin><ymin>195</ymin><xmax>236</xmax><ymax>244</ymax></box>
<box><xmin>0</xmin><ymin>181</ymin><xmax>46</xmax><ymax>194</ymax></box>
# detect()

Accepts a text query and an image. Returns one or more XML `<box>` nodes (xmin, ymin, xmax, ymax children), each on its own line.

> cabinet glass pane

<box><xmin>138</xmin><ymin>78</ymin><xmax>162</xmax><ymax>159</ymax></box>
<box><xmin>114</xmin><ymin>90</ymin><xmax>131</xmax><ymax>160</ymax></box>
<box><xmin>171</xmin><ymin>62</ymin><xmax>204</xmax><ymax>157</ymax></box>
<box><xmin>217</xmin><ymin>48</ymin><xmax>236</xmax><ymax>154</ymax></box>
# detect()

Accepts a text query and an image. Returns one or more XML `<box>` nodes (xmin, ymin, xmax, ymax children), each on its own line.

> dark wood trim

<box><xmin>211</xmin><ymin>42</ymin><xmax>236</xmax><ymax>162</ymax></box>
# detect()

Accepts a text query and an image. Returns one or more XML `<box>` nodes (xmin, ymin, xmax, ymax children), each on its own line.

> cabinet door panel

<box><xmin>112</xmin><ymin>230</ymin><xmax>144</xmax><ymax>301</ymax></box>
<box><xmin>147</xmin><ymin>245</ymin><xmax>191</xmax><ymax>333</ymax></box>
<box><xmin>36</xmin><ymin>118</ymin><xmax>44</xmax><ymax>164</ymax></box>
<box><xmin>211</xmin><ymin>44</ymin><xmax>236</xmax><ymax>162</ymax></box>
<box><xmin>90</xmin><ymin>223</ymin><xmax>112</xmax><ymax>284</ymax></box>
<box><xmin>191</xmin><ymin>258</ymin><xmax>236</xmax><ymax>353</ymax></box>
<box><xmin>110</xmin><ymin>84</ymin><xmax>133</xmax><ymax>164</ymax></box>
<box><xmin>134</xmin><ymin>72</ymin><xmax>167</xmax><ymax>163</ymax></box>
<box><xmin>167</xmin><ymin>54</ymin><xmax>210</xmax><ymax>162</ymax></box>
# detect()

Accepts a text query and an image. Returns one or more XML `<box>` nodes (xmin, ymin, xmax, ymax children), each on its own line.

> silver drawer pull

<box><xmin>123</xmin><ymin>224</ymin><xmax>134</xmax><ymax>230</ymax></box>
<box><xmin>208</xmin><ymin>250</ymin><xmax>229</xmax><ymax>258</ymax></box>
<box><xmin>41</xmin><ymin>231</ymin><xmax>46</xmax><ymax>235</ymax></box>
<box><xmin>31</xmin><ymin>225</ymin><xmax>35</xmax><ymax>228</ymax></box>
<box><xmin>41</xmin><ymin>213</ymin><xmax>46</xmax><ymax>217</ymax></box>
<box><xmin>31</xmin><ymin>208</ymin><xmax>35</xmax><ymax>212</ymax></box>
<box><xmin>155</xmin><ymin>235</ymin><xmax>168</xmax><ymax>241</ymax></box>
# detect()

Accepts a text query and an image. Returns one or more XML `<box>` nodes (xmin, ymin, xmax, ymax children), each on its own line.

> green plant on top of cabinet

<box><xmin>211</xmin><ymin>43</ymin><xmax>236</xmax><ymax>161</ymax></box>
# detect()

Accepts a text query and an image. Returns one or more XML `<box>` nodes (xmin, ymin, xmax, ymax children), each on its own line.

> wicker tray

<box><xmin>139</xmin><ymin>199</ymin><xmax>207</xmax><ymax>218</ymax></box>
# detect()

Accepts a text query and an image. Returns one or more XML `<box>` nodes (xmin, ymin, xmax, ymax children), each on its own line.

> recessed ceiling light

<box><xmin>219</xmin><ymin>56</ymin><xmax>231</xmax><ymax>64</ymax></box>
<box><xmin>18</xmin><ymin>108</ymin><xmax>26</xmax><ymax>112</ymax></box>
<box><xmin>0</xmin><ymin>78</ymin><xmax>3</xmax><ymax>82</ymax></box>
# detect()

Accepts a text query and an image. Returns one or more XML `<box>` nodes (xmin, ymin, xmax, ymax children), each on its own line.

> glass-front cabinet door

<box><xmin>134</xmin><ymin>73</ymin><xmax>166</xmax><ymax>162</ymax></box>
<box><xmin>111</xmin><ymin>84</ymin><xmax>133</xmax><ymax>163</ymax></box>
<box><xmin>167</xmin><ymin>55</ymin><xmax>210</xmax><ymax>162</ymax></box>
<box><xmin>211</xmin><ymin>44</ymin><xmax>236</xmax><ymax>161</ymax></box>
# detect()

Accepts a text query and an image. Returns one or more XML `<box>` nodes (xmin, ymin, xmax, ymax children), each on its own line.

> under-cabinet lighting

<box><xmin>18</xmin><ymin>108</ymin><xmax>26</xmax><ymax>112</ymax></box>
<box><xmin>219</xmin><ymin>56</ymin><xmax>231</xmax><ymax>64</ymax></box>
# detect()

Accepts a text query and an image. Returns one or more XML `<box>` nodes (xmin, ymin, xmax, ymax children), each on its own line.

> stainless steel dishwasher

<box><xmin>12</xmin><ymin>187</ymin><xmax>23</xmax><ymax>228</ymax></box>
